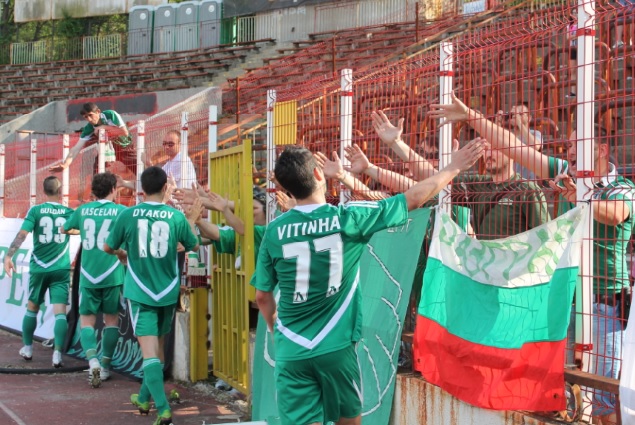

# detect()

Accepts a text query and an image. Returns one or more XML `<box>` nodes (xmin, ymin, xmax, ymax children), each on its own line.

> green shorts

<box><xmin>275</xmin><ymin>344</ymin><xmax>362</xmax><ymax>425</ymax></box>
<box><xmin>79</xmin><ymin>285</ymin><xmax>122</xmax><ymax>316</ymax></box>
<box><xmin>29</xmin><ymin>269</ymin><xmax>70</xmax><ymax>306</ymax></box>
<box><xmin>128</xmin><ymin>300</ymin><xmax>176</xmax><ymax>337</ymax></box>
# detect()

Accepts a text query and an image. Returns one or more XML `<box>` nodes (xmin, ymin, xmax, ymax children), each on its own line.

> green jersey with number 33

<box><xmin>106</xmin><ymin>202</ymin><xmax>198</xmax><ymax>307</ymax></box>
<box><xmin>20</xmin><ymin>202</ymin><xmax>74</xmax><ymax>273</ymax></box>
<box><xmin>253</xmin><ymin>194</ymin><xmax>408</xmax><ymax>361</ymax></box>
<box><xmin>64</xmin><ymin>200</ymin><xmax>127</xmax><ymax>288</ymax></box>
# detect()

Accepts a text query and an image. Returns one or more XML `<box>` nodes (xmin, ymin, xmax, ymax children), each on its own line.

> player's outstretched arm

<box><xmin>4</xmin><ymin>230</ymin><xmax>28</xmax><ymax>277</ymax></box>
<box><xmin>314</xmin><ymin>150</ymin><xmax>379</xmax><ymax>199</ymax></box>
<box><xmin>404</xmin><ymin>138</ymin><xmax>485</xmax><ymax>211</ymax></box>
<box><xmin>196</xmin><ymin>220</ymin><xmax>221</xmax><ymax>241</ymax></box>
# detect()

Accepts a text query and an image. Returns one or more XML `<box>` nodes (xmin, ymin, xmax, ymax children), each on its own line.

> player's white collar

<box><xmin>293</xmin><ymin>203</ymin><xmax>325</xmax><ymax>213</ymax></box>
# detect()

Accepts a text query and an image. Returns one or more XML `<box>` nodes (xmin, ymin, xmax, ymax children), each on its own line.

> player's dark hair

<box><xmin>91</xmin><ymin>172</ymin><xmax>117</xmax><ymax>199</ymax></box>
<box><xmin>274</xmin><ymin>146</ymin><xmax>318</xmax><ymax>200</ymax></box>
<box><xmin>43</xmin><ymin>176</ymin><xmax>62</xmax><ymax>196</ymax></box>
<box><xmin>80</xmin><ymin>102</ymin><xmax>100</xmax><ymax>116</ymax></box>
<box><xmin>141</xmin><ymin>166</ymin><xmax>167</xmax><ymax>196</ymax></box>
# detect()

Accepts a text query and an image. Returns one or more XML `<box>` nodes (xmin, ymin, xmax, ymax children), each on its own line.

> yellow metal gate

<box><xmin>209</xmin><ymin>141</ymin><xmax>255</xmax><ymax>394</ymax></box>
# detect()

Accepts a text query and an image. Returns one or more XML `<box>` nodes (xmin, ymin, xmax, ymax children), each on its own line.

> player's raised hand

<box><xmin>314</xmin><ymin>151</ymin><xmax>346</xmax><ymax>180</ymax></box>
<box><xmin>371</xmin><ymin>110</ymin><xmax>403</xmax><ymax>146</ymax></box>
<box><xmin>206</xmin><ymin>191</ymin><xmax>229</xmax><ymax>212</ymax></box>
<box><xmin>276</xmin><ymin>190</ymin><xmax>296</xmax><ymax>212</ymax></box>
<box><xmin>344</xmin><ymin>144</ymin><xmax>371</xmax><ymax>174</ymax></box>
<box><xmin>185</xmin><ymin>183</ymin><xmax>204</xmax><ymax>222</ymax></box>
<box><xmin>446</xmin><ymin>137</ymin><xmax>486</xmax><ymax>172</ymax></box>
<box><xmin>428</xmin><ymin>92</ymin><xmax>470</xmax><ymax>127</ymax></box>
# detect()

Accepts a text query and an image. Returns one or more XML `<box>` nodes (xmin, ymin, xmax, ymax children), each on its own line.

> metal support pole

<box><xmin>574</xmin><ymin>0</ymin><xmax>595</xmax><ymax>377</ymax></box>
<box><xmin>438</xmin><ymin>41</ymin><xmax>454</xmax><ymax>215</ymax></box>
<box><xmin>30</xmin><ymin>136</ymin><xmax>37</xmax><ymax>208</ymax></box>
<box><xmin>137</xmin><ymin>121</ymin><xmax>146</xmax><ymax>204</ymax></box>
<box><xmin>266</xmin><ymin>89</ymin><xmax>277</xmax><ymax>224</ymax></box>
<box><xmin>98</xmin><ymin>128</ymin><xmax>106</xmax><ymax>174</ymax></box>
<box><xmin>180</xmin><ymin>111</ymin><xmax>192</xmax><ymax>189</ymax></box>
<box><xmin>340</xmin><ymin>69</ymin><xmax>353</xmax><ymax>205</ymax></box>
<box><xmin>62</xmin><ymin>134</ymin><xmax>70</xmax><ymax>207</ymax></box>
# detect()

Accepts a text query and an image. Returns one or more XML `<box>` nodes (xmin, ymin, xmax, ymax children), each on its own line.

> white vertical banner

<box><xmin>575</xmin><ymin>0</ymin><xmax>595</xmax><ymax>384</ymax></box>
<box><xmin>439</xmin><ymin>42</ymin><xmax>453</xmax><ymax>215</ymax></box>
<box><xmin>30</xmin><ymin>136</ymin><xmax>37</xmax><ymax>208</ymax></box>
<box><xmin>0</xmin><ymin>144</ymin><xmax>5</xmax><ymax>217</ymax></box>
<box><xmin>340</xmin><ymin>68</ymin><xmax>353</xmax><ymax>205</ymax></box>
<box><xmin>266</xmin><ymin>89</ymin><xmax>277</xmax><ymax>224</ymax></box>
<box><xmin>62</xmin><ymin>134</ymin><xmax>70</xmax><ymax>208</ymax></box>
<box><xmin>98</xmin><ymin>128</ymin><xmax>106</xmax><ymax>174</ymax></box>
<box><xmin>137</xmin><ymin>120</ymin><xmax>146</xmax><ymax>205</ymax></box>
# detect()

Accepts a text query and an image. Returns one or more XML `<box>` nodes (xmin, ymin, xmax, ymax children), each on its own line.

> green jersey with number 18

<box><xmin>64</xmin><ymin>200</ymin><xmax>126</xmax><ymax>288</ymax></box>
<box><xmin>20</xmin><ymin>202</ymin><xmax>74</xmax><ymax>273</ymax></box>
<box><xmin>253</xmin><ymin>194</ymin><xmax>409</xmax><ymax>361</ymax></box>
<box><xmin>106</xmin><ymin>202</ymin><xmax>198</xmax><ymax>307</ymax></box>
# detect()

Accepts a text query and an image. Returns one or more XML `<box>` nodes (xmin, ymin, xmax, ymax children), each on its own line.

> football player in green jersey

<box><xmin>104</xmin><ymin>166</ymin><xmax>201</xmax><ymax>425</ymax></box>
<box><xmin>4</xmin><ymin>176</ymin><xmax>74</xmax><ymax>368</ymax></box>
<box><xmin>253</xmin><ymin>142</ymin><xmax>484</xmax><ymax>425</ymax></box>
<box><xmin>62</xmin><ymin>172</ymin><xmax>127</xmax><ymax>387</ymax></box>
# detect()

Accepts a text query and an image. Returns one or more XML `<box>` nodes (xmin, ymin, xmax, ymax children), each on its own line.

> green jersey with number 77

<box><xmin>105</xmin><ymin>202</ymin><xmax>199</xmax><ymax>307</ymax></box>
<box><xmin>253</xmin><ymin>195</ymin><xmax>409</xmax><ymax>361</ymax></box>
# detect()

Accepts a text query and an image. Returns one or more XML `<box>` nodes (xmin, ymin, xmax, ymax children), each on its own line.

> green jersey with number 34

<box><xmin>106</xmin><ymin>202</ymin><xmax>198</xmax><ymax>307</ymax></box>
<box><xmin>253</xmin><ymin>194</ymin><xmax>409</xmax><ymax>361</ymax></box>
<box><xmin>20</xmin><ymin>202</ymin><xmax>74</xmax><ymax>273</ymax></box>
<box><xmin>64</xmin><ymin>200</ymin><xmax>126</xmax><ymax>288</ymax></box>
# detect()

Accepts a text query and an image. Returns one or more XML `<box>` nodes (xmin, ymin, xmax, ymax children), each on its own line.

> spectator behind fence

<box><xmin>252</xmin><ymin>142</ymin><xmax>484</xmax><ymax>425</ymax></box>
<box><xmin>155</xmin><ymin>130</ymin><xmax>197</xmax><ymax>190</ymax></box>
<box><xmin>358</xmin><ymin>110</ymin><xmax>550</xmax><ymax>239</ymax></box>
<box><xmin>500</xmin><ymin>102</ymin><xmax>543</xmax><ymax>181</ymax></box>
<box><xmin>429</xmin><ymin>92</ymin><xmax>635</xmax><ymax>425</ymax></box>
<box><xmin>49</xmin><ymin>102</ymin><xmax>135</xmax><ymax>174</ymax></box>
<box><xmin>118</xmin><ymin>129</ymin><xmax>197</xmax><ymax>196</ymax></box>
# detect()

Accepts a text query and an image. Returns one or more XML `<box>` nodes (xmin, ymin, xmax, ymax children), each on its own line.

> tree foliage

<box><xmin>0</xmin><ymin>0</ymin><xmax>128</xmax><ymax>44</ymax></box>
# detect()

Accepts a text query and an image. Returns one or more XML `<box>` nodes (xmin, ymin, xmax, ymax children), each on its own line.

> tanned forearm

<box><xmin>196</xmin><ymin>220</ymin><xmax>221</xmax><ymax>241</ymax></box>
<box><xmin>256</xmin><ymin>290</ymin><xmax>277</xmax><ymax>332</ymax></box>
<box><xmin>6</xmin><ymin>230</ymin><xmax>28</xmax><ymax>258</ymax></box>
<box><xmin>390</xmin><ymin>139</ymin><xmax>437</xmax><ymax>181</ymax></box>
<box><xmin>365</xmin><ymin>164</ymin><xmax>416</xmax><ymax>193</ymax></box>
<box><xmin>222</xmin><ymin>205</ymin><xmax>245</xmax><ymax>235</ymax></box>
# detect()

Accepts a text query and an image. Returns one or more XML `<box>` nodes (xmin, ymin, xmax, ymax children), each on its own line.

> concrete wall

<box><xmin>0</xmin><ymin>87</ymin><xmax>205</xmax><ymax>146</ymax></box>
<box><xmin>390</xmin><ymin>374</ymin><xmax>562</xmax><ymax>425</ymax></box>
<box><xmin>15</xmin><ymin>0</ymin><xmax>166</xmax><ymax>22</ymax></box>
<box><xmin>173</xmin><ymin>311</ymin><xmax>191</xmax><ymax>382</ymax></box>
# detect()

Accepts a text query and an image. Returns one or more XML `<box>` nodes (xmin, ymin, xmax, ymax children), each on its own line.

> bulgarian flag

<box><xmin>413</xmin><ymin>204</ymin><xmax>589</xmax><ymax>411</ymax></box>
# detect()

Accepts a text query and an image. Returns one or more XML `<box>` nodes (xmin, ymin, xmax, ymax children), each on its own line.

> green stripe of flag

<box><xmin>418</xmin><ymin>257</ymin><xmax>577</xmax><ymax>349</ymax></box>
